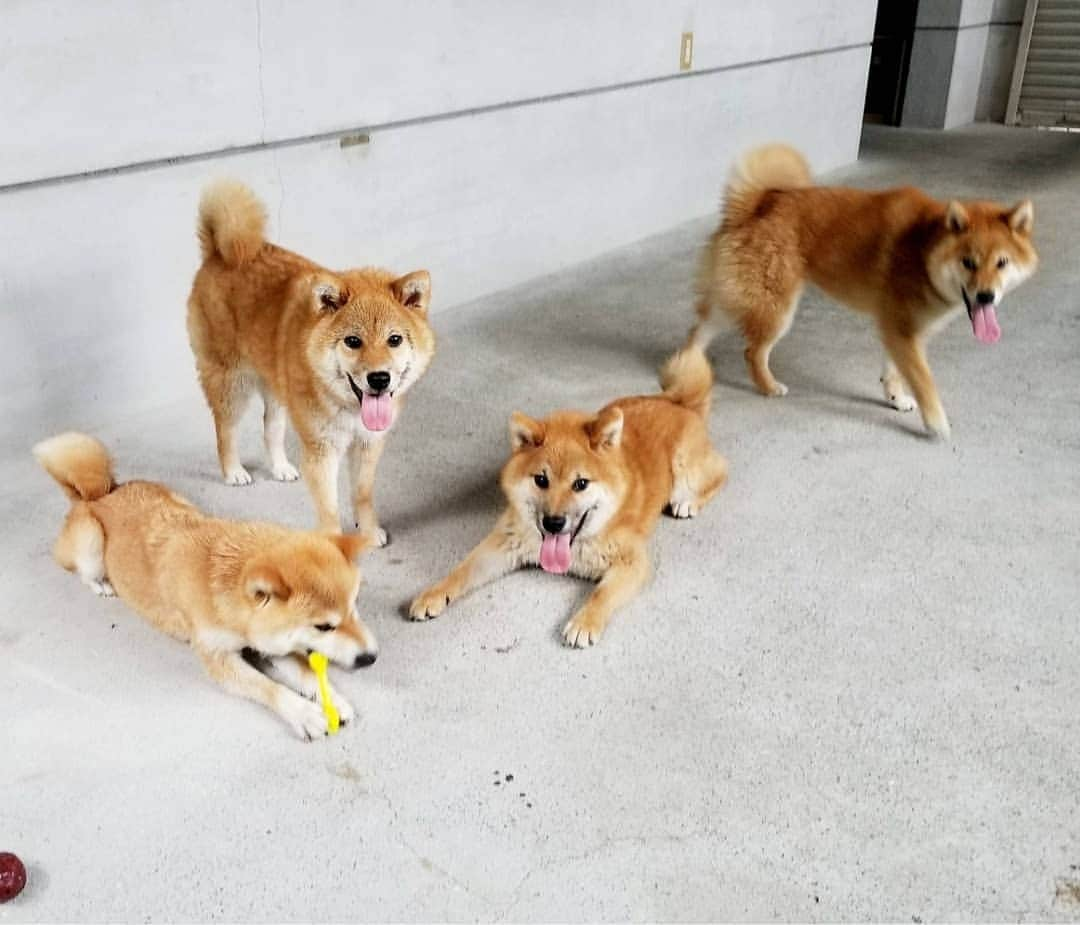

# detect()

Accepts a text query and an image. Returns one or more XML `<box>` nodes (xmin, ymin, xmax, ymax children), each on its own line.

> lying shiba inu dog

<box><xmin>187</xmin><ymin>181</ymin><xmax>435</xmax><ymax>543</ymax></box>
<box><xmin>409</xmin><ymin>348</ymin><xmax>728</xmax><ymax>646</ymax></box>
<box><xmin>687</xmin><ymin>144</ymin><xmax>1038</xmax><ymax>438</ymax></box>
<box><xmin>34</xmin><ymin>432</ymin><xmax>378</xmax><ymax>740</ymax></box>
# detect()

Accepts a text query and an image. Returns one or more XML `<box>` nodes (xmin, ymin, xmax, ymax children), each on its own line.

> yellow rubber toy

<box><xmin>307</xmin><ymin>651</ymin><xmax>340</xmax><ymax>735</ymax></box>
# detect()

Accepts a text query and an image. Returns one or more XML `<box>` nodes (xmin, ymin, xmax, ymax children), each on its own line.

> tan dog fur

<box><xmin>187</xmin><ymin>181</ymin><xmax>435</xmax><ymax>543</ymax></box>
<box><xmin>34</xmin><ymin>432</ymin><xmax>379</xmax><ymax>740</ymax></box>
<box><xmin>688</xmin><ymin>144</ymin><xmax>1038</xmax><ymax>438</ymax></box>
<box><xmin>409</xmin><ymin>347</ymin><xmax>727</xmax><ymax>646</ymax></box>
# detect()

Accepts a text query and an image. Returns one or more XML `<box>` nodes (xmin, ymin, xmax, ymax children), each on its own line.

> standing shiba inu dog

<box><xmin>187</xmin><ymin>181</ymin><xmax>435</xmax><ymax>543</ymax></box>
<box><xmin>409</xmin><ymin>348</ymin><xmax>728</xmax><ymax>646</ymax></box>
<box><xmin>34</xmin><ymin>432</ymin><xmax>378</xmax><ymax>740</ymax></box>
<box><xmin>688</xmin><ymin>144</ymin><xmax>1038</xmax><ymax>438</ymax></box>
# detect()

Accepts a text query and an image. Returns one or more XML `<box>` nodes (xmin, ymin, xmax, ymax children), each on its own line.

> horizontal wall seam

<box><xmin>1</xmin><ymin>39</ymin><xmax>871</xmax><ymax>196</ymax></box>
<box><xmin>915</xmin><ymin>20</ymin><xmax>1023</xmax><ymax>31</ymax></box>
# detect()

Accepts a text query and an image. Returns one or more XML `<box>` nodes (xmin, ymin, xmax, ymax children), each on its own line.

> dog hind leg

<box><xmin>881</xmin><ymin>357</ymin><xmax>917</xmax><ymax>412</ymax></box>
<box><xmin>685</xmin><ymin>297</ymin><xmax>726</xmax><ymax>353</ymax></box>
<box><xmin>198</xmin><ymin>361</ymin><xmax>255</xmax><ymax>485</ymax></box>
<box><xmin>742</xmin><ymin>286</ymin><xmax>802</xmax><ymax>397</ymax></box>
<box><xmin>54</xmin><ymin>504</ymin><xmax>114</xmax><ymax>597</ymax></box>
<box><xmin>261</xmin><ymin>388</ymin><xmax>299</xmax><ymax>481</ymax></box>
<box><xmin>668</xmin><ymin>433</ymin><xmax>729</xmax><ymax>519</ymax></box>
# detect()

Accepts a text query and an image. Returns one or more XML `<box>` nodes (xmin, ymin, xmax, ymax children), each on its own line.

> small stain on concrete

<box><xmin>1055</xmin><ymin>877</ymin><xmax>1080</xmax><ymax>906</ymax></box>
<box><xmin>330</xmin><ymin>762</ymin><xmax>364</xmax><ymax>783</ymax></box>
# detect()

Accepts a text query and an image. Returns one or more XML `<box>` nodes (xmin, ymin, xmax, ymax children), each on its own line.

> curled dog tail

<box><xmin>33</xmin><ymin>432</ymin><xmax>115</xmax><ymax>503</ymax></box>
<box><xmin>196</xmin><ymin>180</ymin><xmax>267</xmax><ymax>268</ymax></box>
<box><xmin>660</xmin><ymin>346</ymin><xmax>714</xmax><ymax>418</ymax></box>
<box><xmin>723</xmin><ymin>143</ymin><xmax>811</xmax><ymax>227</ymax></box>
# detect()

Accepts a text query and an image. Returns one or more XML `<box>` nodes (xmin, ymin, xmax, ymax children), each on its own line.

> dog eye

<box><xmin>314</xmin><ymin>623</ymin><xmax>335</xmax><ymax>632</ymax></box>
<box><xmin>533</xmin><ymin>473</ymin><xmax>549</xmax><ymax>489</ymax></box>
<box><xmin>961</xmin><ymin>257</ymin><xmax>977</xmax><ymax>271</ymax></box>
<box><xmin>997</xmin><ymin>256</ymin><xmax>1009</xmax><ymax>268</ymax></box>
<box><xmin>572</xmin><ymin>478</ymin><xmax>589</xmax><ymax>492</ymax></box>
<box><xmin>387</xmin><ymin>334</ymin><xmax>403</xmax><ymax>347</ymax></box>
<box><xmin>343</xmin><ymin>335</ymin><xmax>362</xmax><ymax>349</ymax></box>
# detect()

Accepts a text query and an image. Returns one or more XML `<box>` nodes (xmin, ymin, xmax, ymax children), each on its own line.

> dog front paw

<box><xmin>667</xmin><ymin>500</ymin><xmax>698</xmax><ymax>519</ymax></box>
<box><xmin>888</xmin><ymin>393</ymin><xmax>917</xmax><ymax>412</ymax></box>
<box><xmin>332</xmin><ymin>690</ymin><xmax>356</xmax><ymax>726</ymax></box>
<box><xmin>408</xmin><ymin>587</ymin><xmax>452</xmax><ymax>621</ymax></box>
<box><xmin>355</xmin><ymin>525</ymin><xmax>388</xmax><ymax>548</ymax></box>
<box><xmin>280</xmin><ymin>694</ymin><xmax>330</xmax><ymax>741</ymax></box>
<box><xmin>224</xmin><ymin>465</ymin><xmax>253</xmax><ymax>486</ymax></box>
<box><xmin>271</xmin><ymin>461</ymin><xmax>300</xmax><ymax>482</ymax></box>
<box><xmin>89</xmin><ymin>578</ymin><xmax>116</xmax><ymax>597</ymax></box>
<box><xmin>562</xmin><ymin>612</ymin><xmax>604</xmax><ymax>648</ymax></box>
<box><xmin>924</xmin><ymin>412</ymin><xmax>951</xmax><ymax>441</ymax></box>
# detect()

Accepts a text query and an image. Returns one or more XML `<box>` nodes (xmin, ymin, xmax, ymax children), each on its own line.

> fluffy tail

<box><xmin>660</xmin><ymin>346</ymin><xmax>714</xmax><ymax>418</ymax></box>
<box><xmin>197</xmin><ymin>180</ymin><xmax>267</xmax><ymax>268</ymax></box>
<box><xmin>723</xmin><ymin>143</ymin><xmax>811</xmax><ymax>227</ymax></box>
<box><xmin>33</xmin><ymin>432</ymin><xmax>115</xmax><ymax>503</ymax></box>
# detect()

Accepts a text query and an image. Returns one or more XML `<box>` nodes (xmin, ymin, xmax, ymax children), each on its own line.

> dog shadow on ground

<box><xmin>708</xmin><ymin>341</ymin><xmax>931</xmax><ymax>440</ymax></box>
<box><xmin>389</xmin><ymin>470</ymin><xmax>502</xmax><ymax>539</ymax></box>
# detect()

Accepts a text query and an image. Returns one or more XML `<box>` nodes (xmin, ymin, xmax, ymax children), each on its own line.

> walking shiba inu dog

<box><xmin>409</xmin><ymin>348</ymin><xmax>728</xmax><ymax>647</ymax></box>
<box><xmin>187</xmin><ymin>181</ymin><xmax>435</xmax><ymax>543</ymax></box>
<box><xmin>34</xmin><ymin>432</ymin><xmax>378</xmax><ymax>740</ymax></box>
<box><xmin>688</xmin><ymin>144</ymin><xmax>1038</xmax><ymax>438</ymax></box>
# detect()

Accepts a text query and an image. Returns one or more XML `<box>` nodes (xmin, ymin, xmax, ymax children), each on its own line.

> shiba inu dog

<box><xmin>409</xmin><ymin>348</ymin><xmax>728</xmax><ymax>646</ymax></box>
<box><xmin>687</xmin><ymin>144</ymin><xmax>1038</xmax><ymax>438</ymax></box>
<box><xmin>34</xmin><ymin>432</ymin><xmax>378</xmax><ymax>740</ymax></box>
<box><xmin>187</xmin><ymin>181</ymin><xmax>435</xmax><ymax>543</ymax></box>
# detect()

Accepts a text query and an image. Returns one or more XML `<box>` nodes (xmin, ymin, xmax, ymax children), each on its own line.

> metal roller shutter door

<box><xmin>1007</xmin><ymin>0</ymin><xmax>1080</xmax><ymax>126</ymax></box>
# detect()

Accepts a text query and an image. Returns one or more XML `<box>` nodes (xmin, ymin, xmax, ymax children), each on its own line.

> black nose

<box><xmin>354</xmin><ymin>651</ymin><xmax>377</xmax><ymax>668</ymax></box>
<box><xmin>542</xmin><ymin>514</ymin><xmax>567</xmax><ymax>534</ymax></box>
<box><xmin>366</xmin><ymin>371</ymin><xmax>391</xmax><ymax>392</ymax></box>
<box><xmin>976</xmin><ymin>290</ymin><xmax>995</xmax><ymax>305</ymax></box>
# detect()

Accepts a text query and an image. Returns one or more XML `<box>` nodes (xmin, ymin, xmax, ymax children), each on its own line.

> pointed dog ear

<box><xmin>1006</xmin><ymin>199</ymin><xmax>1034</xmax><ymax>235</ymax></box>
<box><xmin>313</xmin><ymin>278</ymin><xmax>348</xmax><ymax>312</ymax></box>
<box><xmin>330</xmin><ymin>533</ymin><xmax>372</xmax><ymax>564</ymax></box>
<box><xmin>242</xmin><ymin>560</ymin><xmax>290</xmax><ymax>606</ymax></box>
<box><xmin>588</xmin><ymin>407</ymin><xmax>623</xmax><ymax>451</ymax></box>
<box><xmin>391</xmin><ymin>271</ymin><xmax>431</xmax><ymax>314</ymax></box>
<box><xmin>509</xmin><ymin>412</ymin><xmax>545</xmax><ymax>450</ymax></box>
<box><xmin>945</xmin><ymin>200</ymin><xmax>969</xmax><ymax>234</ymax></box>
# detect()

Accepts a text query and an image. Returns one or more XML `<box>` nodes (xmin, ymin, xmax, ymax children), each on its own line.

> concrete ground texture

<box><xmin>3</xmin><ymin>125</ymin><xmax>1079</xmax><ymax>921</ymax></box>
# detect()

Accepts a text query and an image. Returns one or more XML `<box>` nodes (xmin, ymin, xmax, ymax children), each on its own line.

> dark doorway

<box><xmin>863</xmin><ymin>0</ymin><xmax>919</xmax><ymax>125</ymax></box>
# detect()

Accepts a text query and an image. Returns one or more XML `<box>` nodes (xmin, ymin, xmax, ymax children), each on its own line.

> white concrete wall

<box><xmin>977</xmin><ymin>0</ymin><xmax>1025</xmax><ymax>121</ymax></box>
<box><xmin>902</xmin><ymin>0</ymin><xmax>1024</xmax><ymax>127</ymax></box>
<box><xmin>1</xmin><ymin>0</ymin><xmax>874</xmax><ymax>187</ymax></box>
<box><xmin>0</xmin><ymin>1</ymin><xmax>874</xmax><ymax>450</ymax></box>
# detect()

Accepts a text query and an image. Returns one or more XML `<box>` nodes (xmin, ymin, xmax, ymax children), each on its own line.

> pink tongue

<box><xmin>360</xmin><ymin>393</ymin><xmax>393</xmax><ymax>431</ymax></box>
<box><xmin>539</xmin><ymin>532</ymin><xmax>572</xmax><ymax>574</ymax></box>
<box><xmin>971</xmin><ymin>305</ymin><xmax>1001</xmax><ymax>345</ymax></box>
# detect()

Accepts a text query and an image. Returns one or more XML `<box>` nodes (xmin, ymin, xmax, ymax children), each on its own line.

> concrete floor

<box><xmin>3</xmin><ymin>124</ymin><xmax>1079</xmax><ymax>922</ymax></box>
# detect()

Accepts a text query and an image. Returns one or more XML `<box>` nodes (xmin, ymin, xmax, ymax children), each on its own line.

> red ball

<box><xmin>0</xmin><ymin>852</ymin><xmax>26</xmax><ymax>902</ymax></box>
